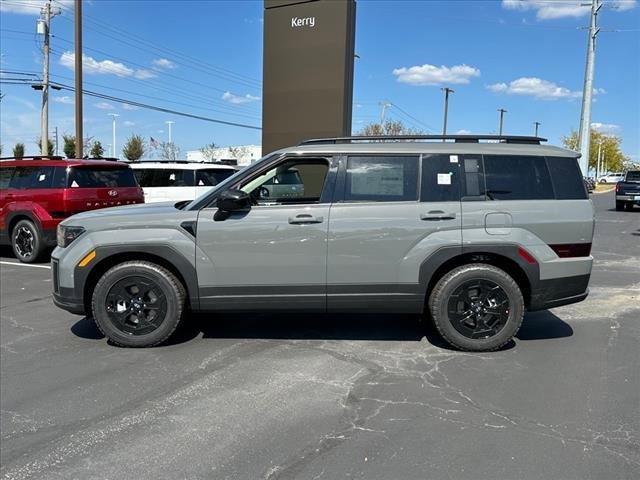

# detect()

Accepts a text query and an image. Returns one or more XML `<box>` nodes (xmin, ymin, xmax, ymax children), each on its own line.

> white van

<box><xmin>129</xmin><ymin>161</ymin><xmax>238</xmax><ymax>203</ymax></box>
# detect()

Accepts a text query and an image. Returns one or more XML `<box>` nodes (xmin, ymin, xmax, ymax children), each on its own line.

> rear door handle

<box><xmin>420</xmin><ymin>211</ymin><xmax>457</xmax><ymax>221</ymax></box>
<box><xmin>288</xmin><ymin>214</ymin><xmax>324</xmax><ymax>224</ymax></box>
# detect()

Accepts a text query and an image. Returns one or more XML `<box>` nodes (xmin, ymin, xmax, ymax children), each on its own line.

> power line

<box><xmin>389</xmin><ymin>102</ymin><xmax>435</xmax><ymax>132</ymax></box>
<box><xmin>51</xmin><ymin>0</ymin><xmax>262</xmax><ymax>89</ymax></box>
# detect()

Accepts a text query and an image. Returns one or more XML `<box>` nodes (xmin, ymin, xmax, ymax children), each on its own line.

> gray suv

<box><xmin>52</xmin><ymin>135</ymin><xmax>594</xmax><ymax>351</ymax></box>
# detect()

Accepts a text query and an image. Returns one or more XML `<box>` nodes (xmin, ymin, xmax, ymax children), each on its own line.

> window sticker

<box><xmin>38</xmin><ymin>174</ymin><xmax>46</xmax><ymax>182</ymax></box>
<box><xmin>350</xmin><ymin>163</ymin><xmax>404</xmax><ymax>196</ymax></box>
<box><xmin>437</xmin><ymin>173</ymin><xmax>452</xmax><ymax>185</ymax></box>
<box><xmin>71</xmin><ymin>180</ymin><xmax>79</xmax><ymax>187</ymax></box>
<box><xmin>449</xmin><ymin>155</ymin><xmax>459</xmax><ymax>163</ymax></box>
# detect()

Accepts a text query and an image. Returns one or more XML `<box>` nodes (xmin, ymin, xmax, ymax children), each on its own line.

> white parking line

<box><xmin>0</xmin><ymin>261</ymin><xmax>51</xmax><ymax>270</ymax></box>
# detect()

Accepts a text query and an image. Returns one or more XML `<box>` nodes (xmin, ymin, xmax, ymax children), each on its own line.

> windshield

<box><xmin>184</xmin><ymin>154</ymin><xmax>280</xmax><ymax>210</ymax></box>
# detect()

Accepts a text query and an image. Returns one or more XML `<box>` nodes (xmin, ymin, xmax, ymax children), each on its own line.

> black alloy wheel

<box><xmin>447</xmin><ymin>279</ymin><xmax>510</xmax><ymax>339</ymax></box>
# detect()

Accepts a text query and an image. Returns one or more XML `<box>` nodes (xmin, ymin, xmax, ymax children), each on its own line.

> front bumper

<box><xmin>53</xmin><ymin>290</ymin><xmax>86</xmax><ymax>315</ymax></box>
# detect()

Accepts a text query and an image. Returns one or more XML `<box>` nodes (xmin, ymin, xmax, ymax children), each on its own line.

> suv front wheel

<box><xmin>11</xmin><ymin>219</ymin><xmax>45</xmax><ymax>263</ymax></box>
<box><xmin>429</xmin><ymin>264</ymin><xmax>524</xmax><ymax>351</ymax></box>
<box><xmin>91</xmin><ymin>261</ymin><xmax>186</xmax><ymax>347</ymax></box>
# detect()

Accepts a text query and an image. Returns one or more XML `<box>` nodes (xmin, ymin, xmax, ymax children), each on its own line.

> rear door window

<box><xmin>344</xmin><ymin>156</ymin><xmax>419</xmax><ymax>202</ymax></box>
<box><xmin>9</xmin><ymin>166</ymin><xmax>55</xmax><ymax>189</ymax></box>
<box><xmin>483</xmin><ymin>155</ymin><xmax>554</xmax><ymax>200</ymax></box>
<box><xmin>134</xmin><ymin>169</ymin><xmax>193</xmax><ymax>187</ymax></box>
<box><xmin>421</xmin><ymin>154</ymin><xmax>460</xmax><ymax>202</ymax></box>
<box><xmin>195</xmin><ymin>168</ymin><xmax>235</xmax><ymax>186</ymax></box>
<box><xmin>546</xmin><ymin>157</ymin><xmax>588</xmax><ymax>199</ymax></box>
<box><xmin>67</xmin><ymin>167</ymin><xmax>137</xmax><ymax>188</ymax></box>
<box><xmin>0</xmin><ymin>167</ymin><xmax>15</xmax><ymax>189</ymax></box>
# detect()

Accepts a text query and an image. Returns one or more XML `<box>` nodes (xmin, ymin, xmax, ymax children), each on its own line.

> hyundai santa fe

<box><xmin>51</xmin><ymin>135</ymin><xmax>595</xmax><ymax>351</ymax></box>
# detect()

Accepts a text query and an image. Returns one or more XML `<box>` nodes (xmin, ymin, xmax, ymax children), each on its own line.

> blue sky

<box><xmin>1</xmin><ymin>0</ymin><xmax>638</xmax><ymax>160</ymax></box>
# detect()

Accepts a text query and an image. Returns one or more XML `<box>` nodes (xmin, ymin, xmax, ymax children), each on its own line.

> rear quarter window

<box><xmin>546</xmin><ymin>157</ymin><xmax>588</xmax><ymax>199</ymax></box>
<box><xmin>0</xmin><ymin>167</ymin><xmax>15</xmax><ymax>189</ymax></box>
<box><xmin>9</xmin><ymin>166</ymin><xmax>56</xmax><ymax>189</ymax></box>
<box><xmin>134</xmin><ymin>169</ymin><xmax>194</xmax><ymax>187</ymax></box>
<box><xmin>195</xmin><ymin>169</ymin><xmax>235</xmax><ymax>186</ymax></box>
<box><xmin>483</xmin><ymin>155</ymin><xmax>554</xmax><ymax>200</ymax></box>
<box><xmin>68</xmin><ymin>167</ymin><xmax>137</xmax><ymax>188</ymax></box>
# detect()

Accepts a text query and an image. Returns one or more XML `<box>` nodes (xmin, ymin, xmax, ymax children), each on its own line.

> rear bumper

<box><xmin>529</xmin><ymin>274</ymin><xmax>590</xmax><ymax>311</ymax></box>
<box><xmin>616</xmin><ymin>195</ymin><xmax>640</xmax><ymax>204</ymax></box>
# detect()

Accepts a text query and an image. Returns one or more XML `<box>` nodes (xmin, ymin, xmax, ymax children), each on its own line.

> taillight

<box><xmin>615</xmin><ymin>183</ymin><xmax>621</xmax><ymax>193</ymax></box>
<box><xmin>549</xmin><ymin>243</ymin><xmax>592</xmax><ymax>258</ymax></box>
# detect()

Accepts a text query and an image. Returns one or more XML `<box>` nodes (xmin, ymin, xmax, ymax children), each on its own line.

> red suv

<box><xmin>0</xmin><ymin>156</ymin><xmax>144</xmax><ymax>263</ymax></box>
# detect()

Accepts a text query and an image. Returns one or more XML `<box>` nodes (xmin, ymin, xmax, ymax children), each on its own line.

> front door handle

<box><xmin>420</xmin><ymin>211</ymin><xmax>457</xmax><ymax>221</ymax></box>
<box><xmin>288</xmin><ymin>214</ymin><xmax>324</xmax><ymax>224</ymax></box>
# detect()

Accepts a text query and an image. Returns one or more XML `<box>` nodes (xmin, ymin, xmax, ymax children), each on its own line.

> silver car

<box><xmin>52</xmin><ymin>135</ymin><xmax>594</xmax><ymax>351</ymax></box>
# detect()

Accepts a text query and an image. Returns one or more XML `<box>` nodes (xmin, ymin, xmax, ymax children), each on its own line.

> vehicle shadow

<box><xmin>71</xmin><ymin>309</ymin><xmax>574</xmax><ymax>350</ymax></box>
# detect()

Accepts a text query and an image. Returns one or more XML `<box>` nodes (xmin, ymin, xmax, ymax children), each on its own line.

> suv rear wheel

<box><xmin>428</xmin><ymin>264</ymin><xmax>524</xmax><ymax>351</ymax></box>
<box><xmin>91</xmin><ymin>261</ymin><xmax>186</xmax><ymax>347</ymax></box>
<box><xmin>11</xmin><ymin>219</ymin><xmax>45</xmax><ymax>263</ymax></box>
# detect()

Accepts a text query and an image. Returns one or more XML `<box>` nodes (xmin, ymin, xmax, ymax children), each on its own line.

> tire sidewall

<box><xmin>92</xmin><ymin>263</ymin><xmax>182</xmax><ymax>347</ymax></box>
<box><xmin>12</xmin><ymin>219</ymin><xmax>42</xmax><ymax>263</ymax></box>
<box><xmin>430</xmin><ymin>265</ymin><xmax>524</xmax><ymax>351</ymax></box>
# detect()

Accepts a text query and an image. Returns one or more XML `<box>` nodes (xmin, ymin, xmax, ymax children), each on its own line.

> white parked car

<box><xmin>598</xmin><ymin>173</ymin><xmax>625</xmax><ymax>184</ymax></box>
<box><xmin>129</xmin><ymin>161</ymin><xmax>239</xmax><ymax>203</ymax></box>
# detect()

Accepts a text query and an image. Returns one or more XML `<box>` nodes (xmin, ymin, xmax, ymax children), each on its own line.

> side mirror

<box><xmin>216</xmin><ymin>189</ymin><xmax>251</xmax><ymax>213</ymax></box>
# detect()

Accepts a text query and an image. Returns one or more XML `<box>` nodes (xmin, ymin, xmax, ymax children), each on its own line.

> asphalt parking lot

<box><xmin>1</xmin><ymin>190</ymin><xmax>638</xmax><ymax>480</ymax></box>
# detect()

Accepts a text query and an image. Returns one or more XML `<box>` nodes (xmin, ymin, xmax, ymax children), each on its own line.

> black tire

<box><xmin>11</xmin><ymin>219</ymin><xmax>45</xmax><ymax>263</ymax></box>
<box><xmin>428</xmin><ymin>264</ymin><xmax>524</xmax><ymax>352</ymax></box>
<box><xmin>91</xmin><ymin>261</ymin><xmax>186</xmax><ymax>347</ymax></box>
<box><xmin>616</xmin><ymin>201</ymin><xmax>625</xmax><ymax>211</ymax></box>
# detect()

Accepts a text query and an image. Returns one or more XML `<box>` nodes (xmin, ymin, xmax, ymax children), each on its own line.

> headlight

<box><xmin>57</xmin><ymin>225</ymin><xmax>85</xmax><ymax>248</ymax></box>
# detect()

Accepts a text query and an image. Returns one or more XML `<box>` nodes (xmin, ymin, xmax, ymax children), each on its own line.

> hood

<box><xmin>62</xmin><ymin>201</ymin><xmax>179</xmax><ymax>224</ymax></box>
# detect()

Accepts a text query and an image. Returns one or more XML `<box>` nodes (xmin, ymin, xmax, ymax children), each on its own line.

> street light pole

<box><xmin>108</xmin><ymin>113</ymin><xmax>119</xmax><ymax>158</ymax></box>
<box><xmin>165</xmin><ymin>121</ymin><xmax>174</xmax><ymax>143</ymax></box>
<box><xmin>577</xmin><ymin>0</ymin><xmax>602</xmax><ymax>175</ymax></box>
<box><xmin>534</xmin><ymin>121</ymin><xmax>541</xmax><ymax>137</ymax></box>
<box><xmin>74</xmin><ymin>0</ymin><xmax>83</xmax><ymax>158</ymax></box>
<box><xmin>37</xmin><ymin>1</ymin><xmax>60</xmax><ymax>155</ymax></box>
<box><xmin>441</xmin><ymin>87</ymin><xmax>454</xmax><ymax>140</ymax></box>
<box><xmin>498</xmin><ymin>108</ymin><xmax>507</xmax><ymax>136</ymax></box>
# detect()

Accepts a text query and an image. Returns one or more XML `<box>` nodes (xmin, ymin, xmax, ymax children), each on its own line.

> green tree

<box><xmin>199</xmin><ymin>142</ymin><xmax>217</xmax><ymax>162</ymax></box>
<box><xmin>562</xmin><ymin>129</ymin><xmax>628</xmax><ymax>174</ymax></box>
<box><xmin>36</xmin><ymin>138</ymin><xmax>55</xmax><ymax>156</ymax></box>
<box><xmin>357</xmin><ymin>119</ymin><xmax>424</xmax><ymax>137</ymax></box>
<box><xmin>122</xmin><ymin>134</ymin><xmax>145</xmax><ymax>161</ymax></box>
<box><xmin>90</xmin><ymin>140</ymin><xmax>105</xmax><ymax>159</ymax></box>
<box><xmin>13</xmin><ymin>143</ymin><xmax>25</xmax><ymax>158</ymax></box>
<box><xmin>63</xmin><ymin>135</ymin><xmax>76</xmax><ymax>158</ymax></box>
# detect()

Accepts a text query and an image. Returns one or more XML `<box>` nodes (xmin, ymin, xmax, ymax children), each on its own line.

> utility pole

<box><xmin>74</xmin><ymin>0</ymin><xmax>83</xmax><ymax>158</ymax></box>
<box><xmin>37</xmin><ymin>1</ymin><xmax>60</xmax><ymax>155</ymax></box>
<box><xmin>165</xmin><ymin>120</ymin><xmax>174</xmax><ymax>143</ymax></box>
<box><xmin>108</xmin><ymin>113</ymin><xmax>119</xmax><ymax>158</ymax></box>
<box><xmin>577</xmin><ymin>0</ymin><xmax>602</xmax><ymax>175</ymax></box>
<box><xmin>379</xmin><ymin>101</ymin><xmax>391</xmax><ymax>127</ymax></box>
<box><xmin>534</xmin><ymin>121</ymin><xmax>541</xmax><ymax>137</ymax></box>
<box><xmin>597</xmin><ymin>138</ymin><xmax>603</xmax><ymax>177</ymax></box>
<box><xmin>498</xmin><ymin>108</ymin><xmax>507</xmax><ymax>136</ymax></box>
<box><xmin>441</xmin><ymin>87</ymin><xmax>454</xmax><ymax>140</ymax></box>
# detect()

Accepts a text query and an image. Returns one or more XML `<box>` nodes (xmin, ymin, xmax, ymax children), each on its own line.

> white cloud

<box><xmin>392</xmin><ymin>64</ymin><xmax>480</xmax><ymax>86</ymax></box>
<box><xmin>122</xmin><ymin>103</ymin><xmax>139</xmax><ymax>110</ymax></box>
<box><xmin>486</xmin><ymin>77</ymin><xmax>582</xmax><ymax>100</ymax></box>
<box><xmin>222</xmin><ymin>91</ymin><xmax>260</xmax><ymax>104</ymax></box>
<box><xmin>134</xmin><ymin>69</ymin><xmax>156</xmax><ymax>80</ymax></box>
<box><xmin>456</xmin><ymin>129</ymin><xmax>472</xmax><ymax>134</ymax></box>
<box><xmin>152</xmin><ymin>58</ymin><xmax>176</xmax><ymax>69</ymax></box>
<box><xmin>502</xmin><ymin>0</ymin><xmax>636</xmax><ymax>20</ymax></box>
<box><xmin>94</xmin><ymin>102</ymin><xmax>115</xmax><ymax>110</ymax></box>
<box><xmin>53</xmin><ymin>96</ymin><xmax>74</xmax><ymax>105</ymax></box>
<box><xmin>591</xmin><ymin>122</ymin><xmax>620</xmax><ymax>133</ymax></box>
<box><xmin>1</xmin><ymin>0</ymin><xmax>72</xmax><ymax>15</ymax></box>
<box><xmin>123</xmin><ymin>120</ymin><xmax>135</xmax><ymax>127</ymax></box>
<box><xmin>60</xmin><ymin>51</ymin><xmax>156</xmax><ymax>80</ymax></box>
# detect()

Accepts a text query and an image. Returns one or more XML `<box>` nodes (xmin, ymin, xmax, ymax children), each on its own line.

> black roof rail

<box><xmin>0</xmin><ymin>155</ymin><xmax>65</xmax><ymax>161</ymax></box>
<box><xmin>299</xmin><ymin>135</ymin><xmax>547</xmax><ymax>145</ymax></box>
